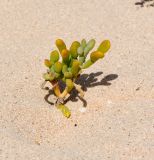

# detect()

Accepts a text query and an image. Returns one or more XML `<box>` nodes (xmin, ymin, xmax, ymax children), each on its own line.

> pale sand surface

<box><xmin>0</xmin><ymin>0</ymin><xmax>154</xmax><ymax>159</ymax></box>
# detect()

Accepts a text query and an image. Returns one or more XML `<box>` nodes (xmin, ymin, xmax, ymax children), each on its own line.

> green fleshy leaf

<box><xmin>77</xmin><ymin>46</ymin><xmax>84</xmax><ymax>56</ymax></box>
<box><xmin>62</xmin><ymin>64</ymin><xmax>68</xmax><ymax>74</ymax></box>
<box><xmin>54</xmin><ymin>72</ymin><xmax>61</xmax><ymax>78</ymax></box>
<box><xmin>71</xmin><ymin>60</ymin><xmax>80</xmax><ymax>76</ymax></box>
<box><xmin>44</xmin><ymin>59</ymin><xmax>52</xmax><ymax>68</ymax></box>
<box><xmin>97</xmin><ymin>40</ymin><xmax>111</xmax><ymax>54</ymax></box>
<box><xmin>81</xmin><ymin>59</ymin><xmax>93</xmax><ymax>69</ymax></box>
<box><xmin>81</xmin><ymin>39</ymin><xmax>86</xmax><ymax>49</ymax></box>
<box><xmin>70</xmin><ymin>41</ymin><xmax>80</xmax><ymax>58</ymax></box>
<box><xmin>68</xmin><ymin>67</ymin><xmax>71</xmax><ymax>72</ymax></box>
<box><xmin>50</xmin><ymin>50</ymin><xmax>59</xmax><ymax>63</ymax></box>
<box><xmin>61</xmin><ymin>49</ymin><xmax>70</xmax><ymax>63</ymax></box>
<box><xmin>79</xmin><ymin>56</ymin><xmax>85</xmax><ymax>65</ymax></box>
<box><xmin>64</xmin><ymin>72</ymin><xmax>73</xmax><ymax>78</ymax></box>
<box><xmin>84</xmin><ymin>39</ymin><xmax>95</xmax><ymax>57</ymax></box>
<box><xmin>55</xmin><ymin>39</ymin><xmax>66</xmax><ymax>53</ymax></box>
<box><xmin>62</xmin><ymin>77</ymin><xmax>66</xmax><ymax>82</ymax></box>
<box><xmin>66</xmin><ymin>79</ymin><xmax>74</xmax><ymax>92</ymax></box>
<box><xmin>53</xmin><ymin>61</ymin><xmax>62</xmax><ymax>73</ymax></box>
<box><xmin>90</xmin><ymin>51</ymin><xmax>104</xmax><ymax>62</ymax></box>
<box><xmin>43</xmin><ymin>73</ymin><xmax>55</xmax><ymax>81</ymax></box>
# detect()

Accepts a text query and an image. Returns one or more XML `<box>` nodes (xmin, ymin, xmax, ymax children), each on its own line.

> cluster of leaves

<box><xmin>43</xmin><ymin>39</ymin><xmax>110</xmax><ymax>118</ymax></box>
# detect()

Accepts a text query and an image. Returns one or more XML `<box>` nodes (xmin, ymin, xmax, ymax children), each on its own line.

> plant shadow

<box><xmin>44</xmin><ymin>72</ymin><xmax>118</xmax><ymax>107</ymax></box>
<box><xmin>135</xmin><ymin>0</ymin><xmax>154</xmax><ymax>7</ymax></box>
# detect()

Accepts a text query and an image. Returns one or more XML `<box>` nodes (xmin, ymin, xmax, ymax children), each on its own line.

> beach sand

<box><xmin>0</xmin><ymin>0</ymin><xmax>154</xmax><ymax>159</ymax></box>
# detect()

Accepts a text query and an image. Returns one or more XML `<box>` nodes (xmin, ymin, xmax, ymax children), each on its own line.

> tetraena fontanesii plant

<box><xmin>42</xmin><ymin>39</ymin><xmax>110</xmax><ymax>118</ymax></box>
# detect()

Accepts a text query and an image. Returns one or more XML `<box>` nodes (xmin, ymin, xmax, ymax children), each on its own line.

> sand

<box><xmin>0</xmin><ymin>0</ymin><xmax>154</xmax><ymax>159</ymax></box>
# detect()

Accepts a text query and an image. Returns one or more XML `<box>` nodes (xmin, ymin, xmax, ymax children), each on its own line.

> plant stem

<box><xmin>50</xmin><ymin>81</ymin><xmax>61</xmax><ymax>97</ymax></box>
<box><xmin>50</xmin><ymin>81</ymin><xmax>69</xmax><ymax>98</ymax></box>
<box><xmin>54</xmin><ymin>84</ymin><xmax>61</xmax><ymax>97</ymax></box>
<box><xmin>74</xmin><ymin>83</ymin><xmax>84</xmax><ymax>97</ymax></box>
<box><xmin>59</xmin><ymin>88</ymin><xmax>69</xmax><ymax>98</ymax></box>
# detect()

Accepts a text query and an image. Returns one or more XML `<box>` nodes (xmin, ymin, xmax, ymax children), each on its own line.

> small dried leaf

<box><xmin>57</xmin><ymin>104</ymin><xmax>71</xmax><ymax>118</ymax></box>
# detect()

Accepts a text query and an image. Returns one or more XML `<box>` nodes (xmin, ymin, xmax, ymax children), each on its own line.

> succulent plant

<box><xmin>43</xmin><ymin>39</ymin><xmax>111</xmax><ymax>118</ymax></box>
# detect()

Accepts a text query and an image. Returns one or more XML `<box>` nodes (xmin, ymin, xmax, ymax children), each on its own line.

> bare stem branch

<box><xmin>74</xmin><ymin>83</ymin><xmax>84</xmax><ymax>97</ymax></box>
